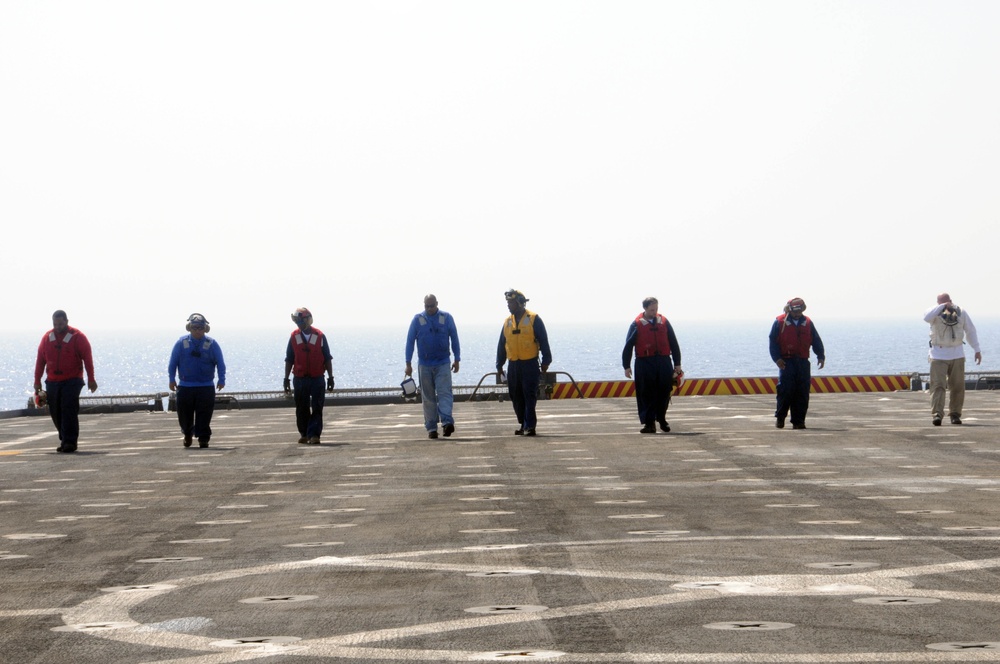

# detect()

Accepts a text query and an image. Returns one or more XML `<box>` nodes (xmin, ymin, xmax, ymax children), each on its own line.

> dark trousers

<box><xmin>507</xmin><ymin>360</ymin><xmax>541</xmax><ymax>431</ymax></box>
<box><xmin>46</xmin><ymin>378</ymin><xmax>84</xmax><ymax>450</ymax></box>
<box><xmin>293</xmin><ymin>376</ymin><xmax>327</xmax><ymax>438</ymax></box>
<box><xmin>776</xmin><ymin>357</ymin><xmax>811</xmax><ymax>425</ymax></box>
<box><xmin>176</xmin><ymin>385</ymin><xmax>216</xmax><ymax>443</ymax></box>
<box><xmin>634</xmin><ymin>356</ymin><xmax>674</xmax><ymax>426</ymax></box>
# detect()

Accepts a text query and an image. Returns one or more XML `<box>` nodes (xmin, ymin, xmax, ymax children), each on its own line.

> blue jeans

<box><xmin>293</xmin><ymin>376</ymin><xmax>327</xmax><ymax>438</ymax></box>
<box><xmin>46</xmin><ymin>378</ymin><xmax>84</xmax><ymax>450</ymax></box>
<box><xmin>418</xmin><ymin>363</ymin><xmax>454</xmax><ymax>432</ymax></box>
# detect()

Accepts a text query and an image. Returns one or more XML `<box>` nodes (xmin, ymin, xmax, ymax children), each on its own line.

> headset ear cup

<box><xmin>204</xmin><ymin>324</ymin><xmax>210</xmax><ymax>333</ymax></box>
<box><xmin>185</xmin><ymin>324</ymin><xmax>192</xmax><ymax>332</ymax></box>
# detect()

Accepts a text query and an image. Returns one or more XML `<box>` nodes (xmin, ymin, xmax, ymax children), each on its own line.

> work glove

<box><xmin>326</xmin><ymin>376</ymin><xmax>335</xmax><ymax>392</ymax></box>
<box><xmin>283</xmin><ymin>378</ymin><xmax>291</xmax><ymax>394</ymax></box>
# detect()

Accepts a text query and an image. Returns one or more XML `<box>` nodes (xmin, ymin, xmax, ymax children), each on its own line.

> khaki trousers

<box><xmin>929</xmin><ymin>357</ymin><xmax>965</xmax><ymax>418</ymax></box>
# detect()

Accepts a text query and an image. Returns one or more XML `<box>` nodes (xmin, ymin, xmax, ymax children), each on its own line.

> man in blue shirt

<box><xmin>169</xmin><ymin>313</ymin><xmax>226</xmax><ymax>448</ymax></box>
<box><xmin>405</xmin><ymin>294</ymin><xmax>461</xmax><ymax>439</ymax></box>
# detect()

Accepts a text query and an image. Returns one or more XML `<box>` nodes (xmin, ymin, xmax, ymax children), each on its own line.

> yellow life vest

<box><xmin>503</xmin><ymin>310</ymin><xmax>540</xmax><ymax>361</ymax></box>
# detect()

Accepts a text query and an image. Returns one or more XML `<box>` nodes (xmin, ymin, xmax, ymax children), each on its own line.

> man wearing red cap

<box><xmin>769</xmin><ymin>298</ymin><xmax>825</xmax><ymax>429</ymax></box>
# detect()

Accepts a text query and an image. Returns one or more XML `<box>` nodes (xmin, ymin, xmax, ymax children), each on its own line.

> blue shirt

<box><xmin>169</xmin><ymin>334</ymin><xmax>226</xmax><ymax>387</ymax></box>
<box><xmin>405</xmin><ymin>310</ymin><xmax>461</xmax><ymax>367</ymax></box>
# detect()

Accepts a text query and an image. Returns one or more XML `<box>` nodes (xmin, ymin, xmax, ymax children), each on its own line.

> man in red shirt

<box><xmin>33</xmin><ymin>310</ymin><xmax>98</xmax><ymax>453</ymax></box>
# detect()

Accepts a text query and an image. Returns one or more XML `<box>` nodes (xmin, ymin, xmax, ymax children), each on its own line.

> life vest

<box><xmin>634</xmin><ymin>314</ymin><xmax>672</xmax><ymax>358</ymax></box>
<box><xmin>775</xmin><ymin>314</ymin><xmax>814</xmax><ymax>359</ymax></box>
<box><xmin>290</xmin><ymin>327</ymin><xmax>327</xmax><ymax>377</ymax></box>
<box><xmin>41</xmin><ymin>327</ymin><xmax>88</xmax><ymax>381</ymax></box>
<box><xmin>503</xmin><ymin>311</ymin><xmax>540</xmax><ymax>362</ymax></box>
<box><xmin>181</xmin><ymin>337</ymin><xmax>214</xmax><ymax>353</ymax></box>
<box><xmin>929</xmin><ymin>307</ymin><xmax>965</xmax><ymax>348</ymax></box>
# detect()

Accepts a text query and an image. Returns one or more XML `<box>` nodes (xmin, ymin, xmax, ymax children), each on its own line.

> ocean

<box><xmin>2</xmin><ymin>319</ymin><xmax>997</xmax><ymax>412</ymax></box>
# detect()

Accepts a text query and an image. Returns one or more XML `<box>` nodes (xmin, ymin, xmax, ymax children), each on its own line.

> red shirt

<box><xmin>34</xmin><ymin>326</ymin><xmax>96</xmax><ymax>385</ymax></box>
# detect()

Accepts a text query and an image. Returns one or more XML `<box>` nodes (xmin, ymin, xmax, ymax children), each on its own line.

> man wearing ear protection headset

<box><xmin>169</xmin><ymin>313</ymin><xmax>226</xmax><ymax>448</ymax></box>
<box><xmin>284</xmin><ymin>307</ymin><xmax>335</xmax><ymax>444</ymax></box>
<box><xmin>496</xmin><ymin>289</ymin><xmax>552</xmax><ymax>436</ymax></box>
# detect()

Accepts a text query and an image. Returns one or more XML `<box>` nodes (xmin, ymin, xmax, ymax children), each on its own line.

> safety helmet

<box><xmin>504</xmin><ymin>289</ymin><xmax>528</xmax><ymax>305</ymax></box>
<box><xmin>291</xmin><ymin>307</ymin><xmax>313</xmax><ymax>326</ymax></box>
<box><xmin>186</xmin><ymin>313</ymin><xmax>210</xmax><ymax>333</ymax></box>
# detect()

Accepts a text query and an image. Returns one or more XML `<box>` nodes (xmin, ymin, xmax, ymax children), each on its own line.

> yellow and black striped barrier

<box><xmin>550</xmin><ymin>375</ymin><xmax>911</xmax><ymax>399</ymax></box>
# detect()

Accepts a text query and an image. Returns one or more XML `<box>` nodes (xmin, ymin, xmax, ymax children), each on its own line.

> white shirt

<box><xmin>924</xmin><ymin>303</ymin><xmax>981</xmax><ymax>361</ymax></box>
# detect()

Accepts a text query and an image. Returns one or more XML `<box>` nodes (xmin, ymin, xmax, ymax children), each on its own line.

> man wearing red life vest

<box><xmin>283</xmin><ymin>307</ymin><xmax>335</xmax><ymax>444</ymax></box>
<box><xmin>768</xmin><ymin>297</ymin><xmax>825</xmax><ymax>429</ymax></box>
<box><xmin>33</xmin><ymin>310</ymin><xmax>98</xmax><ymax>453</ymax></box>
<box><xmin>622</xmin><ymin>297</ymin><xmax>682</xmax><ymax>434</ymax></box>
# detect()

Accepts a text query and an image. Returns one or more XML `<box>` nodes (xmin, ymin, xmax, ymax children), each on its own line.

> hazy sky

<box><xmin>3</xmin><ymin>1</ymin><xmax>998</xmax><ymax>333</ymax></box>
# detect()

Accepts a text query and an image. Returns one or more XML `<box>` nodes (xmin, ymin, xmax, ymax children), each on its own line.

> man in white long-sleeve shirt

<box><xmin>924</xmin><ymin>293</ymin><xmax>982</xmax><ymax>425</ymax></box>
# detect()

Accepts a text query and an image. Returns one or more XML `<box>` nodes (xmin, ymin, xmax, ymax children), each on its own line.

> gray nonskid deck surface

<box><xmin>2</xmin><ymin>391</ymin><xmax>1000</xmax><ymax>663</ymax></box>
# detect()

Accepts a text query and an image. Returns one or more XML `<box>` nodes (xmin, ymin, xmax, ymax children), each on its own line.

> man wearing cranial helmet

<box><xmin>768</xmin><ymin>297</ymin><xmax>825</xmax><ymax>430</ymax></box>
<box><xmin>169</xmin><ymin>313</ymin><xmax>226</xmax><ymax>448</ymax></box>
<box><xmin>496</xmin><ymin>289</ymin><xmax>552</xmax><ymax>436</ymax></box>
<box><xmin>284</xmin><ymin>307</ymin><xmax>335</xmax><ymax>445</ymax></box>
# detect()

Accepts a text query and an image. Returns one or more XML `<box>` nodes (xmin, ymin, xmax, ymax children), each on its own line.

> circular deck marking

<box><xmin>575</xmin><ymin>476</ymin><xmax>619</xmax><ymax>480</ymax></box>
<box><xmin>196</xmin><ymin>520</ymin><xmax>251</xmax><ymax>525</ymax></box>
<box><xmin>211</xmin><ymin>636</ymin><xmax>303</xmax><ymax>648</ymax></box>
<box><xmin>766</xmin><ymin>504</ymin><xmax>819</xmax><ymax>508</ymax></box>
<box><xmin>100</xmin><ymin>584</ymin><xmax>176</xmax><ymax>593</ymax></box>
<box><xmin>463</xmin><ymin>544</ymin><xmax>529</xmax><ymax>551</ymax></box>
<box><xmin>584</xmin><ymin>487</ymin><xmax>630</xmax><ymax>491</ymax></box>
<box><xmin>898</xmin><ymin>510</ymin><xmax>953</xmax><ymax>514</ymax></box>
<box><xmin>52</xmin><ymin>621</ymin><xmax>137</xmax><ymax>632</ymax></box>
<box><xmin>39</xmin><ymin>515</ymin><xmax>110</xmax><ymax>522</ymax></box>
<box><xmin>854</xmin><ymin>596</ymin><xmax>940</xmax><ymax>605</ymax></box>
<box><xmin>0</xmin><ymin>554</ymin><xmax>30</xmax><ymax>560</ymax></box>
<box><xmin>284</xmin><ymin>542</ymin><xmax>344</xmax><ymax>548</ymax></box>
<box><xmin>3</xmin><ymin>533</ymin><xmax>66</xmax><ymax>540</ymax></box>
<box><xmin>858</xmin><ymin>496</ymin><xmax>911</xmax><ymax>500</ymax></box>
<box><xmin>629</xmin><ymin>530</ymin><xmax>689</xmax><ymax>536</ymax></box>
<box><xmin>704</xmin><ymin>621</ymin><xmax>794</xmax><ymax>631</ymax></box>
<box><xmin>465</xmin><ymin>604</ymin><xmax>547</xmax><ymax>614</ymax></box>
<box><xmin>800</xmin><ymin>520</ymin><xmax>860</xmax><ymax>525</ymax></box>
<box><xmin>240</xmin><ymin>595</ymin><xmax>318</xmax><ymax>604</ymax></box>
<box><xmin>218</xmin><ymin>504</ymin><xmax>268</xmax><ymax>509</ymax></box>
<box><xmin>461</xmin><ymin>511</ymin><xmax>515</xmax><ymax>516</ymax></box>
<box><xmin>467</xmin><ymin>570</ymin><xmax>540</xmax><ymax>577</ymax></box>
<box><xmin>314</xmin><ymin>508</ymin><xmax>366</xmax><ymax>513</ymax></box>
<box><xmin>81</xmin><ymin>503</ymin><xmax>130</xmax><ymax>507</ymax></box>
<box><xmin>324</xmin><ymin>495</ymin><xmax>371</xmax><ymax>499</ymax></box>
<box><xmin>302</xmin><ymin>523</ymin><xmax>356</xmax><ymax>529</ymax></box>
<box><xmin>110</xmin><ymin>490</ymin><xmax>154</xmax><ymax>494</ymax></box>
<box><xmin>675</xmin><ymin>581</ymin><xmax>772</xmax><ymax>592</ymax></box>
<box><xmin>459</xmin><ymin>497</ymin><xmax>509</xmax><ymax>501</ymax></box>
<box><xmin>741</xmin><ymin>490</ymin><xmax>791</xmax><ymax>495</ymax></box>
<box><xmin>472</xmin><ymin>651</ymin><xmax>565</xmax><ymax>660</ymax></box>
<box><xmin>806</xmin><ymin>562</ymin><xmax>879</xmax><ymax>570</ymax></box>
<box><xmin>927</xmin><ymin>642</ymin><xmax>1000</xmax><ymax>651</ymax></box>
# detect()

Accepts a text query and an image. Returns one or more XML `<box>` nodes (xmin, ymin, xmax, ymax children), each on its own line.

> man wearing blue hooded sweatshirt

<box><xmin>169</xmin><ymin>313</ymin><xmax>226</xmax><ymax>448</ymax></box>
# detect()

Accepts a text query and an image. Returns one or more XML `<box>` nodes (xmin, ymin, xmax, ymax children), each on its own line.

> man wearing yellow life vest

<box><xmin>622</xmin><ymin>297</ymin><xmax>683</xmax><ymax>434</ymax></box>
<box><xmin>496</xmin><ymin>289</ymin><xmax>552</xmax><ymax>436</ymax></box>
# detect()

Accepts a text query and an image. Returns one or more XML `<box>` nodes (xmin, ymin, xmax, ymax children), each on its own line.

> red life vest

<box><xmin>290</xmin><ymin>327</ymin><xmax>327</xmax><ymax>377</ymax></box>
<box><xmin>776</xmin><ymin>314</ymin><xmax>814</xmax><ymax>359</ymax></box>
<box><xmin>634</xmin><ymin>314</ymin><xmax>672</xmax><ymax>358</ymax></box>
